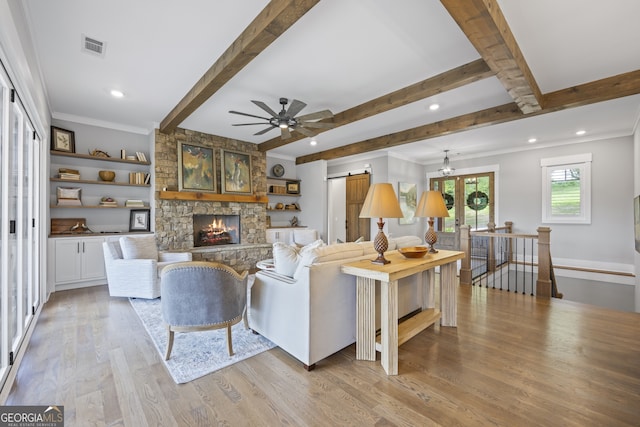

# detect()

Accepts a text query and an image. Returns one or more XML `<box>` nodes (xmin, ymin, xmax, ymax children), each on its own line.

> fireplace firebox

<box><xmin>193</xmin><ymin>214</ymin><xmax>240</xmax><ymax>247</ymax></box>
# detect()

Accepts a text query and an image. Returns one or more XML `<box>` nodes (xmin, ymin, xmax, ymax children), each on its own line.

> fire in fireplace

<box><xmin>193</xmin><ymin>214</ymin><xmax>240</xmax><ymax>247</ymax></box>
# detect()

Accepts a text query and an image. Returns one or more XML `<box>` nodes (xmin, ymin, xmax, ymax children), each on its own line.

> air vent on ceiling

<box><xmin>81</xmin><ymin>34</ymin><xmax>106</xmax><ymax>57</ymax></box>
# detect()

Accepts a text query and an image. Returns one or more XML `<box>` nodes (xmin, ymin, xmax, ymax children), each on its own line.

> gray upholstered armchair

<box><xmin>160</xmin><ymin>261</ymin><xmax>248</xmax><ymax>360</ymax></box>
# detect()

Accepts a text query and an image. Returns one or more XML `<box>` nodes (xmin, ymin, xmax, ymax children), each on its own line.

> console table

<box><xmin>341</xmin><ymin>249</ymin><xmax>465</xmax><ymax>375</ymax></box>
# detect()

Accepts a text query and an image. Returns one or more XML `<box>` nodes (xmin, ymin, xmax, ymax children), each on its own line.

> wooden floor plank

<box><xmin>4</xmin><ymin>283</ymin><xmax>639</xmax><ymax>426</ymax></box>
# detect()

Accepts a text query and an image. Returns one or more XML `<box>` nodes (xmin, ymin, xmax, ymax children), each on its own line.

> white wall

<box><xmin>634</xmin><ymin>125</ymin><xmax>640</xmax><ymax>313</ymax></box>
<box><xmin>387</xmin><ymin>154</ymin><xmax>425</xmax><ymax>240</ymax></box>
<box><xmin>296</xmin><ymin>160</ymin><xmax>327</xmax><ymax>240</ymax></box>
<box><xmin>425</xmin><ymin>137</ymin><xmax>635</xmax><ymax>311</ymax></box>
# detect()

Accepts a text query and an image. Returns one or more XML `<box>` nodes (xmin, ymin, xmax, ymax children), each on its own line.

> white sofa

<box><xmin>249</xmin><ymin>235</ymin><xmax>423</xmax><ymax>369</ymax></box>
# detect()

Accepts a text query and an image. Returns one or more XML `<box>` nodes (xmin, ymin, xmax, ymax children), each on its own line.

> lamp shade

<box><xmin>359</xmin><ymin>183</ymin><xmax>404</xmax><ymax>219</ymax></box>
<box><xmin>415</xmin><ymin>191</ymin><xmax>450</xmax><ymax>218</ymax></box>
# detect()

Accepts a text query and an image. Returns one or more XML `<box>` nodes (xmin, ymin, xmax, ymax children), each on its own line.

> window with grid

<box><xmin>541</xmin><ymin>153</ymin><xmax>591</xmax><ymax>224</ymax></box>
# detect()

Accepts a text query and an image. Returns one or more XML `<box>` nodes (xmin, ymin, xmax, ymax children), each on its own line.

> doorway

<box><xmin>430</xmin><ymin>172</ymin><xmax>494</xmax><ymax>250</ymax></box>
<box><xmin>327</xmin><ymin>173</ymin><xmax>370</xmax><ymax>243</ymax></box>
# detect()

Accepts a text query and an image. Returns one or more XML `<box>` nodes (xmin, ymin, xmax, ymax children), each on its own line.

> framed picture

<box><xmin>221</xmin><ymin>149</ymin><xmax>252</xmax><ymax>194</ymax></box>
<box><xmin>286</xmin><ymin>181</ymin><xmax>300</xmax><ymax>194</ymax></box>
<box><xmin>51</xmin><ymin>126</ymin><xmax>75</xmax><ymax>153</ymax></box>
<box><xmin>398</xmin><ymin>182</ymin><xmax>417</xmax><ymax>225</ymax></box>
<box><xmin>178</xmin><ymin>142</ymin><xmax>216</xmax><ymax>192</ymax></box>
<box><xmin>129</xmin><ymin>209</ymin><xmax>150</xmax><ymax>232</ymax></box>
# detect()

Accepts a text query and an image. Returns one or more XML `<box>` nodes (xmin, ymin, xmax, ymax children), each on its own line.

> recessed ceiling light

<box><xmin>110</xmin><ymin>89</ymin><xmax>124</xmax><ymax>98</ymax></box>
<box><xmin>528</xmin><ymin>138</ymin><xmax>537</xmax><ymax>143</ymax></box>
<box><xmin>310</xmin><ymin>140</ymin><xmax>317</xmax><ymax>146</ymax></box>
<box><xmin>429</xmin><ymin>103</ymin><xmax>440</xmax><ymax>111</ymax></box>
<box><xmin>576</xmin><ymin>130</ymin><xmax>586</xmax><ymax>136</ymax></box>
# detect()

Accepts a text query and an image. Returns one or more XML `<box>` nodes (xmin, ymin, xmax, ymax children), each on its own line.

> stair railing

<box><xmin>460</xmin><ymin>222</ymin><xmax>555</xmax><ymax>298</ymax></box>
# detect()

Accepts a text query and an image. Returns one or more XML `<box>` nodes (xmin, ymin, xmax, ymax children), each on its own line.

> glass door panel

<box><xmin>431</xmin><ymin>172</ymin><xmax>494</xmax><ymax>250</ymax></box>
<box><xmin>29</xmin><ymin>136</ymin><xmax>40</xmax><ymax>313</ymax></box>
<box><xmin>9</xmin><ymin>101</ymin><xmax>23</xmax><ymax>351</ymax></box>
<box><xmin>0</xmin><ymin>79</ymin><xmax>7</xmax><ymax>385</ymax></box>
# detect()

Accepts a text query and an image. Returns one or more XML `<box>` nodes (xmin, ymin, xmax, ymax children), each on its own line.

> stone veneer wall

<box><xmin>154</xmin><ymin>128</ymin><xmax>271</xmax><ymax>271</ymax></box>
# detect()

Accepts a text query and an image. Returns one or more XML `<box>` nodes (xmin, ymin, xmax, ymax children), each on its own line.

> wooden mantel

<box><xmin>159</xmin><ymin>190</ymin><xmax>268</xmax><ymax>204</ymax></box>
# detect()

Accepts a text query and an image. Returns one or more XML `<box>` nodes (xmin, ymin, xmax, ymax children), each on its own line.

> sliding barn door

<box><xmin>345</xmin><ymin>173</ymin><xmax>370</xmax><ymax>242</ymax></box>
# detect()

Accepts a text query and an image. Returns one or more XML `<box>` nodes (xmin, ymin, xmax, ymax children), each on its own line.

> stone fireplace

<box><xmin>193</xmin><ymin>214</ymin><xmax>240</xmax><ymax>247</ymax></box>
<box><xmin>154</xmin><ymin>128</ymin><xmax>272</xmax><ymax>273</ymax></box>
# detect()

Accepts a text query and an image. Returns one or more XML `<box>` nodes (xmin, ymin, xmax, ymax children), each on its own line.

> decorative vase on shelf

<box><xmin>98</xmin><ymin>170</ymin><xmax>116</xmax><ymax>182</ymax></box>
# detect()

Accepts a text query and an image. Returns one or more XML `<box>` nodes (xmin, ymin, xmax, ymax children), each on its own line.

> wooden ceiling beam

<box><xmin>258</xmin><ymin>59</ymin><xmax>494</xmax><ymax>151</ymax></box>
<box><xmin>296</xmin><ymin>103</ymin><xmax>523</xmax><ymax>164</ymax></box>
<box><xmin>543</xmin><ymin>69</ymin><xmax>640</xmax><ymax>111</ymax></box>
<box><xmin>159</xmin><ymin>0</ymin><xmax>319</xmax><ymax>134</ymax></box>
<box><xmin>440</xmin><ymin>0</ymin><xmax>543</xmax><ymax>114</ymax></box>
<box><xmin>295</xmin><ymin>69</ymin><xmax>640</xmax><ymax>164</ymax></box>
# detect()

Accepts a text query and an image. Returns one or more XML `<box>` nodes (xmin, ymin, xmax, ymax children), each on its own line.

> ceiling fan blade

<box><xmin>300</xmin><ymin>121</ymin><xmax>335</xmax><ymax>129</ymax></box>
<box><xmin>281</xmin><ymin>127</ymin><xmax>292</xmax><ymax>139</ymax></box>
<box><xmin>251</xmin><ymin>100</ymin><xmax>279</xmax><ymax>117</ymax></box>
<box><xmin>294</xmin><ymin>127</ymin><xmax>317</xmax><ymax>138</ymax></box>
<box><xmin>229</xmin><ymin>110</ymin><xmax>270</xmax><ymax>121</ymax></box>
<box><xmin>232</xmin><ymin>122</ymin><xmax>270</xmax><ymax>126</ymax></box>
<box><xmin>286</xmin><ymin>99</ymin><xmax>307</xmax><ymax>117</ymax></box>
<box><xmin>254</xmin><ymin>126</ymin><xmax>277</xmax><ymax>136</ymax></box>
<box><xmin>296</xmin><ymin>109</ymin><xmax>333</xmax><ymax>122</ymax></box>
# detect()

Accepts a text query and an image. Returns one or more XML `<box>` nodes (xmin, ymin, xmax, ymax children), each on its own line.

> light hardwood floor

<box><xmin>5</xmin><ymin>283</ymin><xmax>640</xmax><ymax>426</ymax></box>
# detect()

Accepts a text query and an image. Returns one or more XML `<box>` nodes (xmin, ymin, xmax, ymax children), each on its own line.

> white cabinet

<box><xmin>48</xmin><ymin>236</ymin><xmax>106</xmax><ymax>290</ymax></box>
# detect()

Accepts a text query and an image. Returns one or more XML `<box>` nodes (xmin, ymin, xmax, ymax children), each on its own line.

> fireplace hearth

<box><xmin>193</xmin><ymin>214</ymin><xmax>240</xmax><ymax>247</ymax></box>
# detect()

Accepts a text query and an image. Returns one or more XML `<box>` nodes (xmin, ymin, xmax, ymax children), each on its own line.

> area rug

<box><xmin>129</xmin><ymin>296</ymin><xmax>275</xmax><ymax>384</ymax></box>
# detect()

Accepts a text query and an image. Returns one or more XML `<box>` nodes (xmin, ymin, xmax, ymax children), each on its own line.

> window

<box><xmin>541</xmin><ymin>153</ymin><xmax>591</xmax><ymax>224</ymax></box>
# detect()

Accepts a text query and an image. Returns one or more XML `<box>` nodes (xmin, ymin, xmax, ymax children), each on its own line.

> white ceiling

<box><xmin>21</xmin><ymin>0</ymin><xmax>640</xmax><ymax>165</ymax></box>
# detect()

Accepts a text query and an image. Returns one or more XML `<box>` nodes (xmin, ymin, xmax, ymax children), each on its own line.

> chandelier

<box><xmin>438</xmin><ymin>150</ymin><xmax>455</xmax><ymax>176</ymax></box>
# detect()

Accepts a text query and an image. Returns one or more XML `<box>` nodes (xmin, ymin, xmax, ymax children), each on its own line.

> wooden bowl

<box><xmin>98</xmin><ymin>170</ymin><xmax>116</xmax><ymax>181</ymax></box>
<box><xmin>398</xmin><ymin>246</ymin><xmax>429</xmax><ymax>259</ymax></box>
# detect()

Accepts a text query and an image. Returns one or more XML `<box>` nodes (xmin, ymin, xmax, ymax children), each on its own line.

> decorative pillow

<box><xmin>120</xmin><ymin>235</ymin><xmax>158</xmax><ymax>260</ymax></box>
<box><xmin>299</xmin><ymin>239</ymin><xmax>325</xmax><ymax>254</ymax></box>
<box><xmin>292</xmin><ymin>229</ymin><xmax>319</xmax><ymax>247</ymax></box>
<box><xmin>302</xmin><ymin>242</ymin><xmax>364</xmax><ymax>265</ymax></box>
<box><xmin>354</xmin><ymin>236</ymin><xmax>365</xmax><ymax>243</ymax></box>
<box><xmin>357</xmin><ymin>240</ymin><xmax>378</xmax><ymax>255</ymax></box>
<box><xmin>392</xmin><ymin>235</ymin><xmax>423</xmax><ymax>249</ymax></box>
<box><xmin>272</xmin><ymin>242</ymin><xmax>301</xmax><ymax>277</ymax></box>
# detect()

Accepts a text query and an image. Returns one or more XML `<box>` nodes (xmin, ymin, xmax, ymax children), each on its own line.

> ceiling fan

<box><xmin>229</xmin><ymin>97</ymin><xmax>334</xmax><ymax>139</ymax></box>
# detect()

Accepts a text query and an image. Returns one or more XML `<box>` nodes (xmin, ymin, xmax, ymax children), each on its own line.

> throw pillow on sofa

<box><xmin>273</xmin><ymin>239</ymin><xmax>324</xmax><ymax>277</ymax></box>
<box><xmin>120</xmin><ymin>235</ymin><xmax>158</xmax><ymax>260</ymax></box>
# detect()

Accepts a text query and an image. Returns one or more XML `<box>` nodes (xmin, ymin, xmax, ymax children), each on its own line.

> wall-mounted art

<box><xmin>398</xmin><ymin>182</ymin><xmax>417</xmax><ymax>225</ymax></box>
<box><xmin>51</xmin><ymin>126</ymin><xmax>75</xmax><ymax>153</ymax></box>
<box><xmin>178</xmin><ymin>142</ymin><xmax>216</xmax><ymax>192</ymax></box>
<box><xmin>221</xmin><ymin>149</ymin><xmax>252</xmax><ymax>194</ymax></box>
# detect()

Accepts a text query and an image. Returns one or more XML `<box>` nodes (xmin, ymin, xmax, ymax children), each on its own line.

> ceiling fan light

<box><xmin>279</xmin><ymin>122</ymin><xmax>288</xmax><ymax>129</ymax></box>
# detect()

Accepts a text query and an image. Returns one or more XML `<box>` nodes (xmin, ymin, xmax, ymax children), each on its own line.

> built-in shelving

<box><xmin>50</xmin><ymin>178</ymin><xmax>149</xmax><ymax>187</ymax></box>
<box><xmin>50</xmin><ymin>150</ymin><xmax>151</xmax><ymax>165</ymax></box>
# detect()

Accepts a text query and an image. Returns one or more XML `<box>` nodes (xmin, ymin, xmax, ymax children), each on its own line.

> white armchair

<box><xmin>103</xmin><ymin>235</ymin><xmax>192</xmax><ymax>299</ymax></box>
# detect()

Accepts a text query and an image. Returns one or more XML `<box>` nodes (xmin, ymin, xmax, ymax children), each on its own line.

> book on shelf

<box><xmin>58</xmin><ymin>173</ymin><xmax>80</xmax><ymax>180</ymax></box>
<box><xmin>144</xmin><ymin>173</ymin><xmax>150</xmax><ymax>185</ymax></box>
<box><xmin>59</xmin><ymin>167</ymin><xmax>79</xmax><ymax>174</ymax></box>
<box><xmin>125</xmin><ymin>199</ymin><xmax>145</xmax><ymax>207</ymax></box>
<box><xmin>99</xmin><ymin>201</ymin><xmax>118</xmax><ymax>207</ymax></box>
<box><xmin>128</xmin><ymin>172</ymin><xmax>145</xmax><ymax>184</ymax></box>
<box><xmin>57</xmin><ymin>198</ymin><xmax>82</xmax><ymax>206</ymax></box>
<box><xmin>135</xmin><ymin>151</ymin><xmax>147</xmax><ymax>162</ymax></box>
